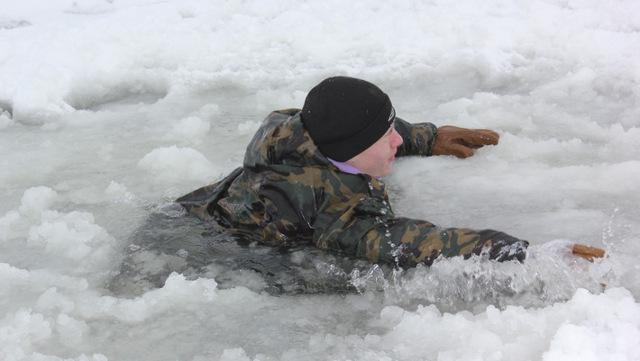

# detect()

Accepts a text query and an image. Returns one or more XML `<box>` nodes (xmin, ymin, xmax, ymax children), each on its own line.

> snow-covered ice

<box><xmin>1</xmin><ymin>0</ymin><xmax>639</xmax><ymax>360</ymax></box>
<box><xmin>138</xmin><ymin>145</ymin><xmax>220</xmax><ymax>184</ymax></box>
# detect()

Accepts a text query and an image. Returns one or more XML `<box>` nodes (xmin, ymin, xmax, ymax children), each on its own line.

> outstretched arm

<box><xmin>312</xmin><ymin>190</ymin><xmax>528</xmax><ymax>268</ymax></box>
<box><xmin>394</xmin><ymin>118</ymin><xmax>500</xmax><ymax>158</ymax></box>
<box><xmin>361</xmin><ymin>218</ymin><xmax>528</xmax><ymax>267</ymax></box>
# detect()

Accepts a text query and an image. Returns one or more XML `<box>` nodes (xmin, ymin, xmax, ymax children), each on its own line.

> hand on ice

<box><xmin>432</xmin><ymin>126</ymin><xmax>500</xmax><ymax>158</ymax></box>
<box><xmin>571</xmin><ymin>243</ymin><xmax>606</xmax><ymax>262</ymax></box>
<box><xmin>534</xmin><ymin>240</ymin><xmax>606</xmax><ymax>262</ymax></box>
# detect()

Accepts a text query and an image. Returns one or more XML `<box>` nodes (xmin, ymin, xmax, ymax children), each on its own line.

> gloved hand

<box><xmin>432</xmin><ymin>126</ymin><xmax>500</xmax><ymax>158</ymax></box>
<box><xmin>571</xmin><ymin>243</ymin><xmax>605</xmax><ymax>262</ymax></box>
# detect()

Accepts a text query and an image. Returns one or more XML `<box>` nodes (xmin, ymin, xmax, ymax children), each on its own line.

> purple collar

<box><xmin>328</xmin><ymin>158</ymin><xmax>362</xmax><ymax>175</ymax></box>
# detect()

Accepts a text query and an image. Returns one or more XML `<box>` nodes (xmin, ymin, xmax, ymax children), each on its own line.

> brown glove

<box><xmin>571</xmin><ymin>244</ymin><xmax>606</xmax><ymax>262</ymax></box>
<box><xmin>432</xmin><ymin>126</ymin><xmax>500</xmax><ymax>158</ymax></box>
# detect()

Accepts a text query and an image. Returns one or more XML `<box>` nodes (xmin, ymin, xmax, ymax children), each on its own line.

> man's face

<box><xmin>347</xmin><ymin>123</ymin><xmax>404</xmax><ymax>177</ymax></box>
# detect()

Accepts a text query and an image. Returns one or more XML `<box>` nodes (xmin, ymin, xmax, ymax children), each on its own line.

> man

<box><xmin>177</xmin><ymin>76</ymin><xmax>529</xmax><ymax>268</ymax></box>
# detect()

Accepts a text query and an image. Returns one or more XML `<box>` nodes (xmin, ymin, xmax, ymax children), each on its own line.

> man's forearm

<box><xmin>358</xmin><ymin>218</ymin><xmax>529</xmax><ymax>268</ymax></box>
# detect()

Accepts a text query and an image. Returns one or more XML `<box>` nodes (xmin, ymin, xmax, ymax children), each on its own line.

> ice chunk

<box><xmin>28</xmin><ymin>213</ymin><xmax>94</xmax><ymax>260</ymax></box>
<box><xmin>55</xmin><ymin>313</ymin><xmax>89</xmax><ymax>348</ymax></box>
<box><xmin>237</xmin><ymin>120</ymin><xmax>261</xmax><ymax>134</ymax></box>
<box><xmin>104</xmin><ymin>181</ymin><xmax>135</xmax><ymax>203</ymax></box>
<box><xmin>0</xmin><ymin>309</ymin><xmax>52</xmax><ymax>357</ymax></box>
<box><xmin>0</xmin><ymin>210</ymin><xmax>20</xmax><ymax>241</ymax></box>
<box><xmin>26</xmin><ymin>210</ymin><xmax>117</xmax><ymax>277</ymax></box>
<box><xmin>18</xmin><ymin>187</ymin><xmax>58</xmax><ymax>219</ymax></box>
<box><xmin>163</xmin><ymin>116</ymin><xmax>211</xmax><ymax>143</ymax></box>
<box><xmin>373</xmin><ymin>288</ymin><xmax>640</xmax><ymax>361</ymax></box>
<box><xmin>0</xmin><ymin>110</ymin><xmax>13</xmax><ymax>129</ymax></box>
<box><xmin>219</xmin><ymin>348</ymin><xmax>251</xmax><ymax>361</ymax></box>
<box><xmin>76</xmin><ymin>273</ymin><xmax>218</xmax><ymax>323</ymax></box>
<box><xmin>138</xmin><ymin>146</ymin><xmax>219</xmax><ymax>183</ymax></box>
<box><xmin>194</xmin><ymin>103</ymin><xmax>221</xmax><ymax>119</ymax></box>
<box><xmin>543</xmin><ymin>288</ymin><xmax>640</xmax><ymax>361</ymax></box>
<box><xmin>0</xmin><ymin>264</ymin><xmax>88</xmax><ymax>294</ymax></box>
<box><xmin>35</xmin><ymin>287</ymin><xmax>76</xmax><ymax>314</ymax></box>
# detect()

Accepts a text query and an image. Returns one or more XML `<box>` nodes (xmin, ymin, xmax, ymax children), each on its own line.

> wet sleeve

<box><xmin>312</xmin><ymin>199</ymin><xmax>528</xmax><ymax>268</ymax></box>
<box><xmin>359</xmin><ymin>219</ymin><xmax>529</xmax><ymax>268</ymax></box>
<box><xmin>394</xmin><ymin>117</ymin><xmax>438</xmax><ymax>157</ymax></box>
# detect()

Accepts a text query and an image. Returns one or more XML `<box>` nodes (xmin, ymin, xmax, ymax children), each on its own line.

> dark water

<box><xmin>107</xmin><ymin>203</ymin><xmax>613</xmax><ymax>313</ymax></box>
<box><xmin>108</xmin><ymin>203</ymin><xmax>376</xmax><ymax>296</ymax></box>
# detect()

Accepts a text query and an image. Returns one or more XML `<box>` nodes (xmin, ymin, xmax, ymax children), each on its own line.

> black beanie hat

<box><xmin>301</xmin><ymin>76</ymin><xmax>396</xmax><ymax>162</ymax></box>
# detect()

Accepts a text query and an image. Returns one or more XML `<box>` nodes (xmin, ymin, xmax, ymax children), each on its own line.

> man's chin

<box><xmin>379</xmin><ymin>165</ymin><xmax>393</xmax><ymax>177</ymax></box>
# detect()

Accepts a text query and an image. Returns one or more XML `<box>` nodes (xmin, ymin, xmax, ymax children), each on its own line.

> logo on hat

<box><xmin>388</xmin><ymin>107</ymin><xmax>396</xmax><ymax>124</ymax></box>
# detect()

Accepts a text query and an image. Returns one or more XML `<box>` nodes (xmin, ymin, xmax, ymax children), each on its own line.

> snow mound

<box><xmin>28</xmin><ymin>211</ymin><xmax>115</xmax><ymax>266</ymax></box>
<box><xmin>2</xmin><ymin>187</ymin><xmax>118</xmax><ymax>280</ymax></box>
<box><xmin>237</xmin><ymin>120</ymin><xmax>261</xmax><ymax>135</ymax></box>
<box><xmin>275</xmin><ymin>287</ymin><xmax>639</xmax><ymax>361</ymax></box>
<box><xmin>0</xmin><ymin>309</ymin><xmax>107</xmax><ymax>361</ymax></box>
<box><xmin>104</xmin><ymin>181</ymin><xmax>136</xmax><ymax>204</ymax></box>
<box><xmin>138</xmin><ymin>146</ymin><xmax>219</xmax><ymax>183</ymax></box>
<box><xmin>163</xmin><ymin>116</ymin><xmax>211</xmax><ymax>143</ymax></box>
<box><xmin>18</xmin><ymin>186</ymin><xmax>58</xmax><ymax>219</ymax></box>
<box><xmin>377</xmin><ymin>288</ymin><xmax>639</xmax><ymax>361</ymax></box>
<box><xmin>76</xmin><ymin>273</ymin><xmax>218</xmax><ymax>323</ymax></box>
<box><xmin>0</xmin><ymin>211</ymin><xmax>20</xmax><ymax>241</ymax></box>
<box><xmin>0</xmin><ymin>110</ymin><xmax>13</xmax><ymax>129</ymax></box>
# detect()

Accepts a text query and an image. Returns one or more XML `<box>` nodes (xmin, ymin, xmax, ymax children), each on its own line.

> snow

<box><xmin>103</xmin><ymin>181</ymin><xmax>135</xmax><ymax>204</ymax></box>
<box><xmin>138</xmin><ymin>145</ymin><xmax>220</xmax><ymax>184</ymax></box>
<box><xmin>1</xmin><ymin>0</ymin><xmax>639</xmax><ymax>360</ymax></box>
<box><xmin>163</xmin><ymin>116</ymin><xmax>211</xmax><ymax>143</ymax></box>
<box><xmin>0</xmin><ymin>111</ymin><xmax>13</xmax><ymax>129</ymax></box>
<box><xmin>18</xmin><ymin>187</ymin><xmax>58</xmax><ymax>219</ymax></box>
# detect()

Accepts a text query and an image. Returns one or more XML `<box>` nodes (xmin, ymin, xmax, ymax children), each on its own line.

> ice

<box><xmin>372</xmin><ymin>288</ymin><xmax>640</xmax><ymax>361</ymax></box>
<box><xmin>1</xmin><ymin>264</ymin><xmax>88</xmax><ymax>295</ymax></box>
<box><xmin>73</xmin><ymin>273</ymin><xmax>219</xmax><ymax>323</ymax></box>
<box><xmin>1</xmin><ymin>188</ymin><xmax>118</xmax><ymax>285</ymax></box>
<box><xmin>63</xmin><ymin>0</ymin><xmax>116</xmax><ymax>15</ymax></box>
<box><xmin>1</xmin><ymin>0</ymin><xmax>639</xmax><ymax>360</ymax></box>
<box><xmin>543</xmin><ymin>289</ymin><xmax>640</xmax><ymax>361</ymax></box>
<box><xmin>217</xmin><ymin>349</ymin><xmax>252</xmax><ymax>361</ymax></box>
<box><xmin>55</xmin><ymin>313</ymin><xmax>89</xmax><ymax>348</ymax></box>
<box><xmin>27</xmin><ymin>210</ymin><xmax>117</xmax><ymax>275</ymax></box>
<box><xmin>0</xmin><ymin>110</ymin><xmax>13</xmax><ymax>129</ymax></box>
<box><xmin>0</xmin><ymin>309</ymin><xmax>52</xmax><ymax>360</ymax></box>
<box><xmin>18</xmin><ymin>187</ymin><xmax>58</xmax><ymax>219</ymax></box>
<box><xmin>104</xmin><ymin>181</ymin><xmax>135</xmax><ymax>204</ymax></box>
<box><xmin>0</xmin><ymin>211</ymin><xmax>20</xmax><ymax>241</ymax></box>
<box><xmin>237</xmin><ymin>120</ymin><xmax>261</xmax><ymax>135</ymax></box>
<box><xmin>163</xmin><ymin>116</ymin><xmax>211</xmax><ymax>144</ymax></box>
<box><xmin>138</xmin><ymin>146</ymin><xmax>220</xmax><ymax>184</ymax></box>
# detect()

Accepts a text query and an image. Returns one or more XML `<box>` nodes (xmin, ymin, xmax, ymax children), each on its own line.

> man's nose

<box><xmin>391</xmin><ymin>128</ymin><xmax>403</xmax><ymax>147</ymax></box>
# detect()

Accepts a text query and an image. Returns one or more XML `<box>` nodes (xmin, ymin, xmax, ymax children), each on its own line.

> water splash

<box><xmin>350</xmin><ymin>240</ymin><xmax>617</xmax><ymax>312</ymax></box>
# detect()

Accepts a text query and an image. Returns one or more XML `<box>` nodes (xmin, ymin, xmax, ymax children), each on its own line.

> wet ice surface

<box><xmin>1</xmin><ymin>0</ymin><xmax>640</xmax><ymax>360</ymax></box>
<box><xmin>109</xmin><ymin>204</ymin><xmax>373</xmax><ymax>296</ymax></box>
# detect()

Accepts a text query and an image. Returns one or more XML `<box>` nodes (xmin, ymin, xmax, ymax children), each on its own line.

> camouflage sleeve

<box><xmin>394</xmin><ymin>117</ymin><xmax>438</xmax><ymax>157</ymax></box>
<box><xmin>312</xmin><ymin>196</ymin><xmax>528</xmax><ymax>268</ymax></box>
<box><xmin>359</xmin><ymin>219</ymin><xmax>529</xmax><ymax>268</ymax></box>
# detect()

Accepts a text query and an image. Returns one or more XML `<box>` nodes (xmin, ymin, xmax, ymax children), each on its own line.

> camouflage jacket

<box><xmin>177</xmin><ymin>109</ymin><xmax>528</xmax><ymax>267</ymax></box>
